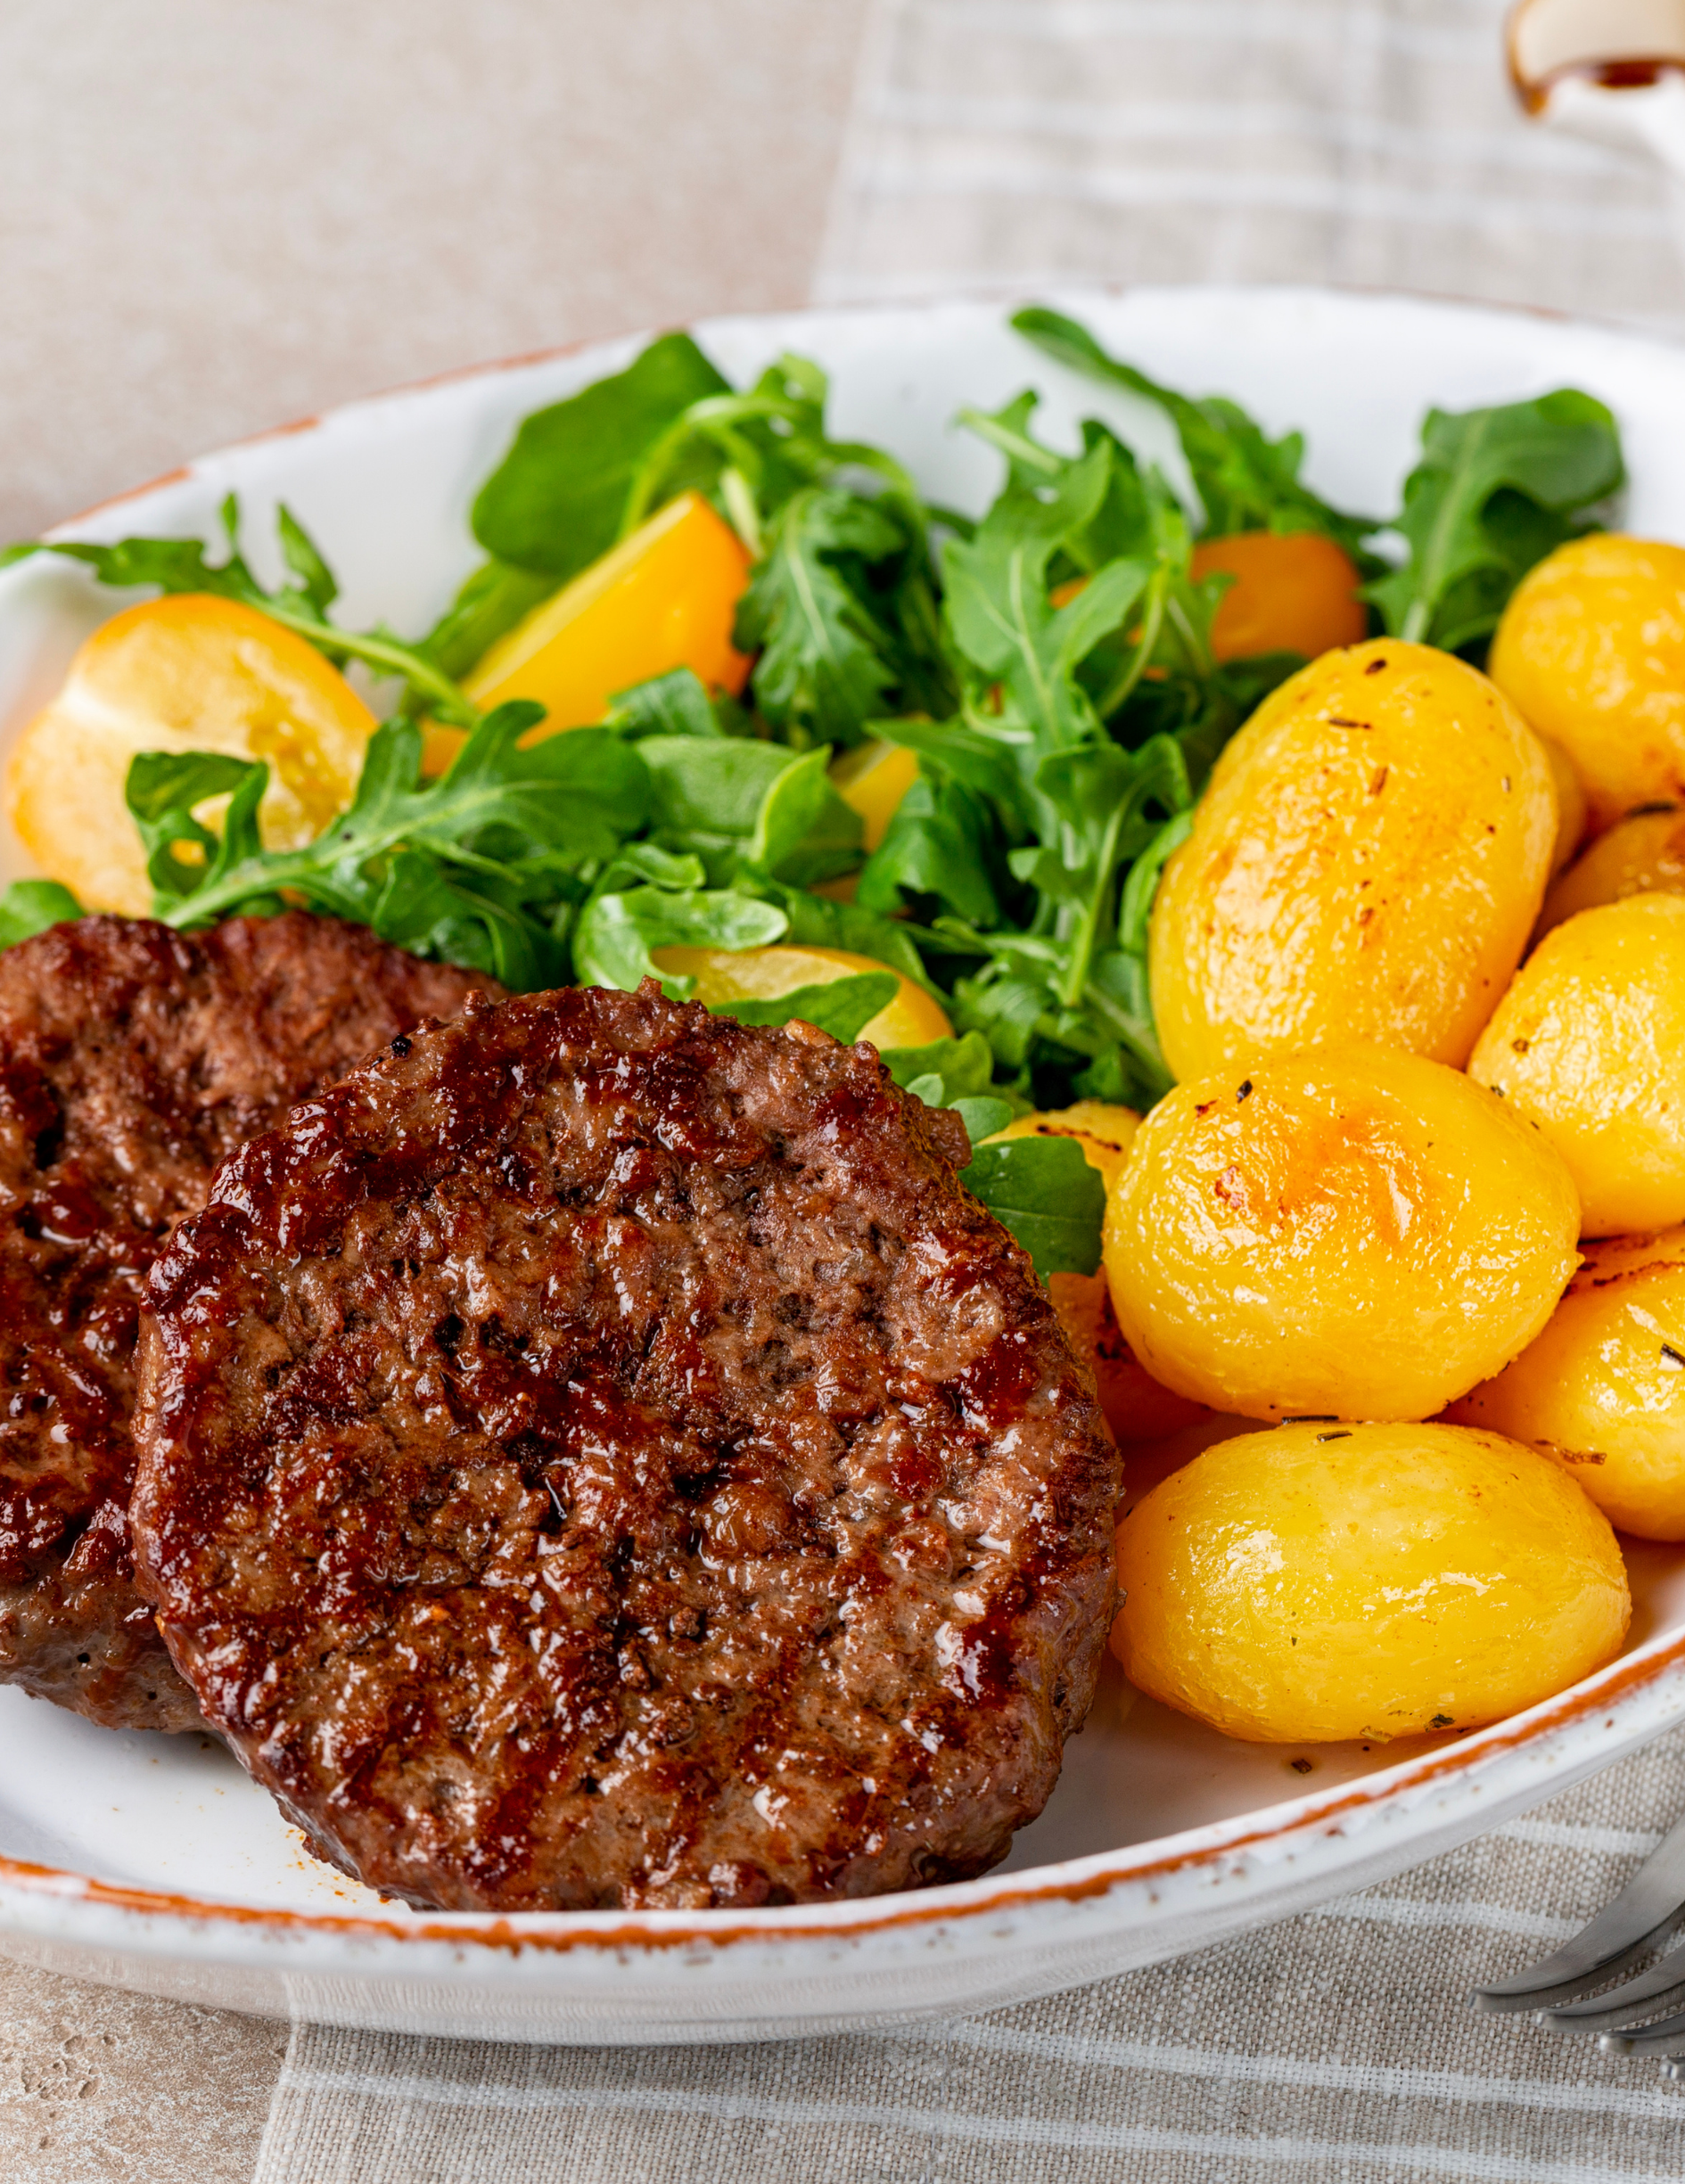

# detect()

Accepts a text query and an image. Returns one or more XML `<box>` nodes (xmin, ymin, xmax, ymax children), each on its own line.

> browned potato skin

<box><xmin>1105</xmin><ymin>1044</ymin><xmax>1581</xmax><ymax>1423</ymax></box>
<box><xmin>1046</xmin><ymin>1272</ymin><xmax>1209</xmax><ymax>1445</ymax></box>
<box><xmin>1113</xmin><ymin>1422</ymin><xmax>1631</xmax><ymax>1744</ymax></box>
<box><xmin>1450</xmin><ymin>1229</ymin><xmax>1685</xmax><ymax>1539</ymax></box>
<box><xmin>1149</xmin><ymin>639</ymin><xmax>1557</xmax><ymax>1082</ymax></box>
<box><xmin>1491</xmin><ymin>535</ymin><xmax>1685</xmax><ymax>835</ymax></box>
<box><xmin>1469</xmin><ymin>892</ymin><xmax>1685</xmax><ymax>1237</ymax></box>
<box><xmin>1540</xmin><ymin>735</ymin><xmax>1589</xmax><ymax>877</ymax></box>
<box><xmin>1539</xmin><ymin>804</ymin><xmax>1685</xmax><ymax>936</ymax></box>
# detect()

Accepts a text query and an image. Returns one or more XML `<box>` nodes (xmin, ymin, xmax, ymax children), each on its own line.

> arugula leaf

<box><xmin>1012</xmin><ymin>305</ymin><xmax>1377</xmax><ymax>562</ymax></box>
<box><xmin>961</xmin><ymin>1137</ymin><xmax>1106</xmax><ymax>1280</ymax></box>
<box><xmin>856</xmin><ymin>770</ymin><xmax>1001</xmax><ymax>925</ymax></box>
<box><xmin>745</xmin><ymin>746</ymin><xmax>862</xmax><ymax>883</ymax></box>
<box><xmin>119</xmin><ymin>703</ymin><xmax>651</xmax><ymax>985</ymax></box>
<box><xmin>571</xmin><ymin>885</ymin><xmax>786</xmax><ymax>996</ymax></box>
<box><xmin>639</xmin><ymin>737</ymin><xmax>804</xmax><ymax>841</ymax></box>
<box><xmin>1368</xmin><ymin>390</ymin><xmax>1624</xmax><ymax>650</ymax></box>
<box><xmin>709</xmin><ymin>971</ymin><xmax>896</xmax><ymax>1040</ymax></box>
<box><xmin>736</xmin><ymin>489</ymin><xmax>909</xmax><ymax>750</ymax></box>
<box><xmin>879</xmin><ymin>1030</ymin><xmax>998</xmax><ymax>1102</ymax></box>
<box><xmin>605</xmin><ymin>667</ymin><xmax>727</xmax><ymax>739</ymax></box>
<box><xmin>949</xmin><ymin>1094</ymin><xmax>1013</xmax><ymax>1143</ymax></box>
<box><xmin>417</xmin><ymin>559</ymin><xmax>556</xmax><ymax>681</ymax></box>
<box><xmin>471</xmin><ymin>333</ymin><xmax>732</xmax><ymax>579</ymax></box>
<box><xmin>0</xmin><ymin>879</ymin><xmax>83</xmax><ymax>949</ymax></box>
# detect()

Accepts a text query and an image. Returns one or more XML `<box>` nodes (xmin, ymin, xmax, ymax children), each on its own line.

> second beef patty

<box><xmin>0</xmin><ymin>913</ymin><xmax>494</xmax><ymax>1732</ymax></box>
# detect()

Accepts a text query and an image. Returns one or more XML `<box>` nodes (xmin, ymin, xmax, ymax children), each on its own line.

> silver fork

<box><xmin>1471</xmin><ymin>1811</ymin><xmax>1685</xmax><ymax>2076</ymax></box>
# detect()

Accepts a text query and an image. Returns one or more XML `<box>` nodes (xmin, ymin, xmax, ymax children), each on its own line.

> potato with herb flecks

<box><xmin>1112</xmin><ymin>1421</ymin><xmax>1630</xmax><ymax>1744</ymax></box>
<box><xmin>1148</xmin><ymin>638</ymin><xmax>1557</xmax><ymax>1083</ymax></box>
<box><xmin>1539</xmin><ymin>803</ymin><xmax>1685</xmax><ymax>936</ymax></box>
<box><xmin>1469</xmin><ymin>892</ymin><xmax>1685</xmax><ymax>1237</ymax></box>
<box><xmin>1104</xmin><ymin>1044</ymin><xmax>1580</xmax><ymax>1424</ymax></box>
<box><xmin>1490</xmin><ymin>535</ymin><xmax>1685</xmax><ymax>834</ymax></box>
<box><xmin>1449</xmin><ymin>1228</ymin><xmax>1685</xmax><ymax>1539</ymax></box>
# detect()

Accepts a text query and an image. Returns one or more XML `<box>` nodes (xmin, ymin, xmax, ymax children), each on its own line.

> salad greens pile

<box><xmin>0</xmin><ymin>307</ymin><xmax>1624</xmax><ymax>1277</ymax></box>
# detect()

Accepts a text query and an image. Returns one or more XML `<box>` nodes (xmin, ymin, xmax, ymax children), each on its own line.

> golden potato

<box><xmin>1450</xmin><ymin>1228</ymin><xmax>1685</xmax><ymax>1539</ymax></box>
<box><xmin>1149</xmin><ymin>639</ymin><xmax>1557</xmax><ymax>1081</ymax></box>
<box><xmin>1112</xmin><ymin>1421</ymin><xmax>1630</xmax><ymax>1744</ymax></box>
<box><xmin>1540</xmin><ymin>735</ymin><xmax>1589</xmax><ymax>877</ymax></box>
<box><xmin>1538</xmin><ymin>803</ymin><xmax>1685</xmax><ymax>935</ymax></box>
<box><xmin>1045</xmin><ymin>1271</ymin><xmax>1209</xmax><ymax>1445</ymax></box>
<box><xmin>1490</xmin><ymin>534</ymin><xmax>1685</xmax><ymax>834</ymax></box>
<box><xmin>1469</xmin><ymin>892</ymin><xmax>1685</xmax><ymax>1237</ymax></box>
<box><xmin>1105</xmin><ymin>1044</ymin><xmax>1580</xmax><ymax>1422</ymax></box>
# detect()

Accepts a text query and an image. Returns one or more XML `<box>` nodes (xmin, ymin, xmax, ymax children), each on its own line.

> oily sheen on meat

<box><xmin>131</xmin><ymin>982</ymin><xmax>1119</xmax><ymax>1909</ymax></box>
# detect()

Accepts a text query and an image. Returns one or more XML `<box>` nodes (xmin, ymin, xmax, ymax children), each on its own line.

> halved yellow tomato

<box><xmin>5</xmin><ymin>593</ymin><xmax>378</xmax><ymax>916</ymax></box>
<box><xmin>424</xmin><ymin>492</ymin><xmax>752</xmax><ymax>773</ymax></box>
<box><xmin>650</xmin><ymin>943</ymin><xmax>950</xmax><ymax>1051</ymax></box>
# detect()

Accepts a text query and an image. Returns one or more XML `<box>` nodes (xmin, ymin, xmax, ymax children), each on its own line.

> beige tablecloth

<box><xmin>5</xmin><ymin>3</ymin><xmax>1685</xmax><ymax>2179</ymax></box>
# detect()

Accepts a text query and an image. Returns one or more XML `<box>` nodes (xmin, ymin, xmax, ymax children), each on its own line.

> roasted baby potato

<box><xmin>1112</xmin><ymin>1421</ymin><xmax>1631</xmax><ymax>1743</ymax></box>
<box><xmin>1539</xmin><ymin>803</ymin><xmax>1685</xmax><ymax>935</ymax></box>
<box><xmin>1451</xmin><ymin>1228</ymin><xmax>1685</xmax><ymax>1539</ymax></box>
<box><xmin>1148</xmin><ymin>639</ymin><xmax>1557</xmax><ymax>1081</ymax></box>
<box><xmin>1490</xmin><ymin>534</ymin><xmax>1685</xmax><ymax>834</ymax></box>
<box><xmin>1105</xmin><ymin>1044</ymin><xmax>1580</xmax><ymax>1422</ymax></box>
<box><xmin>1046</xmin><ymin>1271</ymin><xmax>1209</xmax><ymax>1445</ymax></box>
<box><xmin>1540</xmin><ymin>735</ymin><xmax>1589</xmax><ymax>876</ymax></box>
<box><xmin>1469</xmin><ymin>892</ymin><xmax>1685</xmax><ymax>1236</ymax></box>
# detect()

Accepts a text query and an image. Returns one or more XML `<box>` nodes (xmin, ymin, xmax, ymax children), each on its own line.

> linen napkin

<box><xmin>814</xmin><ymin>0</ymin><xmax>1685</xmax><ymax>331</ymax></box>
<box><xmin>253</xmin><ymin>1728</ymin><xmax>1685</xmax><ymax>2182</ymax></box>
<box><xmin>78</xmin><ymin>4</ymin><xmax>1685</xmax><ymax>2178</ymax></box>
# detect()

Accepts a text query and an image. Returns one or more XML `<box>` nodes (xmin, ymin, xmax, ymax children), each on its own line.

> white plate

<box><xmin>2</xmin><ymin>286</ymin><xmax>1684</xmax><ymax>2045</ymax></box>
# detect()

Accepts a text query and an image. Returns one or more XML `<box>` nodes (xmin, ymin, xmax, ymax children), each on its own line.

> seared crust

<box><xmin>132</xmin><ymin>981</ymin><xmax>1119</xmax><ymax>1909</ymax></box>
<box><xmin>0</xmin><ymin>914</ymin><xmax>494</xmax><ymax>1732</ymax></box>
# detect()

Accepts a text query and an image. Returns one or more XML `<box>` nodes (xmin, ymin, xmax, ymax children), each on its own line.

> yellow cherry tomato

<box><xmin>1105</xmin><ymin>1043</ymin><xmax>1581</xmax><ymax>1424</ymax></box>
<box><xmin>1113</xmin><ymin>1420</ymin><xmax>1630</xmax><ymax>1744</ymax></box>
<box><xmin>1490</xmin><ymin>534</ymin><xmax>1685</xmax><ymax>834</ymax></box>
<box><xmin>1450</xmin><ymin>1228</ymin><xmax>1685</xmax><ymax>1540</ymax></box>
<box><xmin>831</xmin><ymin>740</ymin><xmax>920</xmax><ymax>852</ymax></box>
<box><xmin>1148</xmin><ymin>639</ymin><xmax>1558</xmax><ymax>1082</ymax></box>
<box><xmin>424</xmin><ymin>492</ymin><xmax>752</xmax><ymax>773</ymax></box>
<box><xmin>649</xmin><ymin>943</ymin><xmax>951</xmax><ymax>1052</ymax></box>
<box><xmin>1539</xmin><ymin>803</ymin><xmax>1685</xmax><ymax>935</ymax></box>
<box><xmin>1188</xmin><ymin>530</ymin><xmax>1368</xmax><ymax>663</ymax></box>
<box><xmin>5</xmin><ymin>593</ymin><xmax>377</xmax><ymax>916</ymax></box>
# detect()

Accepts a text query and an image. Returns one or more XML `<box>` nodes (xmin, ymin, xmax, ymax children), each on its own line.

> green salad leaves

<box><xmin>0</xmin><ymin>306</ymin><xmax>1627</xmax><ymax>1283</ymax></box>
<box><xmin>1368</xmin><ymin>390</ymin><xmax>1623</xmax><ymax>652</ymax></box>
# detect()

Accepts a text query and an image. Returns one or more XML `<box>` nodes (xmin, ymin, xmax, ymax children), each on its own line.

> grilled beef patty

<box><xmin>131</xmin><ymin>981</ymin><xmax>1120</xmax><ymax>1909</ymax></box>
<box><xmin>0</xmin><ymin>913</ymin><xmax>494</xmax><ymax>1732</ymax></box>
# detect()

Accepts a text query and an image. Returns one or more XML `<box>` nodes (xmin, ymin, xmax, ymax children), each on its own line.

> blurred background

<box><xmin>1</xmin><ymin>0</ymin><xmax>1681</xmax><ymax>538</ymax></box>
